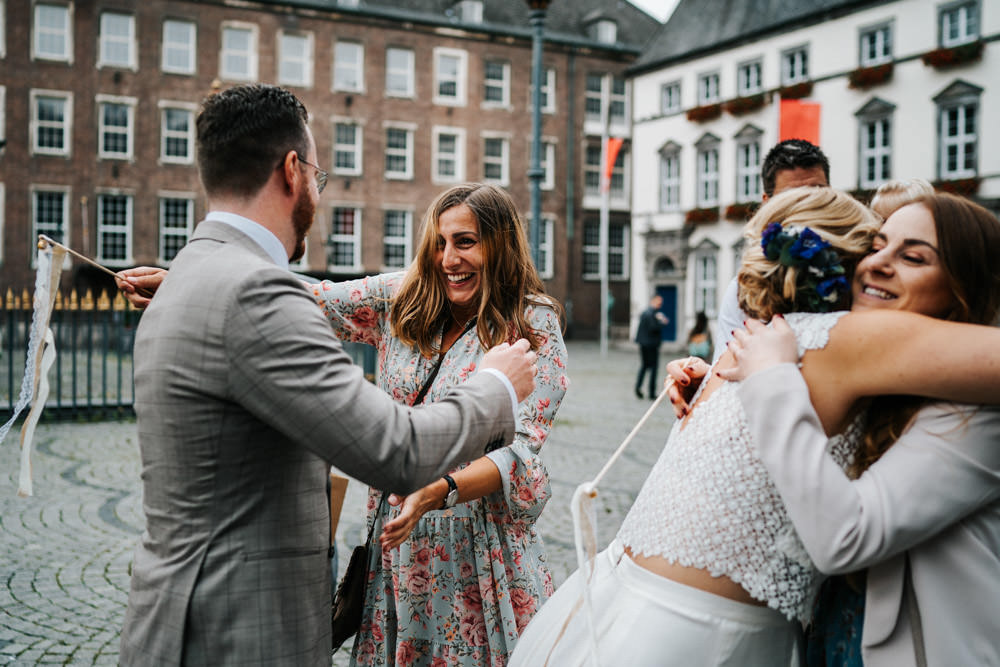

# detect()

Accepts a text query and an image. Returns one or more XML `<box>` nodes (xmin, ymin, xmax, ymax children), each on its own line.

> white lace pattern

<box><xmin>617</xmin><ymin>311</ymin><xmax>855</xmax><ymax>622</ymax></box>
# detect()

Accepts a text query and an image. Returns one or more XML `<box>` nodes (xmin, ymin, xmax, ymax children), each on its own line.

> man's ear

<box><xmin>761</xmin><ymin>192</ymin><xmax>770</xmax><ymax>203</ymax></box>
<box><xmin>280</xmin><ymin>150</ymin><xmax>299</xmax><ymax>195</ymax></box>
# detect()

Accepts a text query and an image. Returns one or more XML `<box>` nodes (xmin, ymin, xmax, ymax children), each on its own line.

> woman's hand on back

<box><xmin>717</xmin><ymin>316</ymin><xmax>798</xmax><ymax>383</ymax></box>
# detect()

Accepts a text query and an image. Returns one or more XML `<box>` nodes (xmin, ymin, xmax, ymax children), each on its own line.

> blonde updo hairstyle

<box><xmin>737</xmin><ymin>187</ymin><xmax>880</xmax><ymax>320</ymax></box>
<box><xmin>869</xmin><ymin>178</ymin><xmax>935</xmax><ymax>220</ymax></box>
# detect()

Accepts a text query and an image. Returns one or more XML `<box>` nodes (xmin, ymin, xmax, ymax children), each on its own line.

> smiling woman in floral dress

<box><xmin>311</xmin><ymin>183</ymin><xmax>569</xmax><ymax>666</ymax></box>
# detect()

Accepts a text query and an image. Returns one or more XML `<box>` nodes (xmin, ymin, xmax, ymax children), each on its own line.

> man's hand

<box><xmin>665</xmin><ymin>356</ymin><xmax>709</xmax><ymax>418</ymax></box>
<box><xmin>481</xmin><ymin>338</ymin><xmax>537</xmax><ymax>402</ymax></box>
<box><xmin>115</xmin><ymin>267</ymin><xmax>167</xmax><ymax>309</ymax></box>
<box><xmin>717</xmin><ymin>316</ymin><xmax>797</xmax><ymax>382</ymax></box>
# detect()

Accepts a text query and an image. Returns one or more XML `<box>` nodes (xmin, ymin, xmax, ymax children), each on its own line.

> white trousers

<box><xmin>510</xmin><ymin>540</ymin><xmax>803</xmax><ymax>667</ymax></box>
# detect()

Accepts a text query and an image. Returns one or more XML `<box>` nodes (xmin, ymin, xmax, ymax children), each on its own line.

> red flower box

<box><xmin>685</xmin><ymin>207</ymin><xmax>720</xmax><ymax>224</ymax></box>
<box><xmin>724</xmin><ymin>202</ymin><xmax>757</xmax><ymax>221</ymax></box>
<box><xmin>722</xmin><ymin>94</ymin><xmax>767</xmax><ymax>116</ymax></box>
<box><xmin>779</xmin><ymin>81</ymin><xmax>813</xmax><ymax>99</ymax></box>
<box><xmin>848</xmin><ymin>63</ymin><xmax>894</xmax><ymax>89</ymax></box>
<box><xmin>933</xmin><ymin>177</ymin><xmax>980</xmax><ymax>196</ymax></box>
<box><xmin>921</xmin><ymin>41</ymin><xmax>984</xmax><ymax>69</ymax></box>
<box><xmin>686</xmin><ymin>103</ymin><xmax>722</xmax><ymax>123</ymax></box>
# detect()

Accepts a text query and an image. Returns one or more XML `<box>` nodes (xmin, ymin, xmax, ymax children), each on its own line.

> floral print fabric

<box><xmin>311</xmin><ymin>273</ymin><xmax>569</xmax><ymax>666</ymax></box>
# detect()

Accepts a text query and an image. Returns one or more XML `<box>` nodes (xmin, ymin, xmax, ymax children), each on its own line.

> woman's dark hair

<box><xmin>196</xmin><ymin>84</ymin><xmax>310</xmax><ymax>199</ymax></box>
<box><xmin>688</xmin><ymin>311</ymin><xmax>709</xmax><ymax>339</ymax></box>
<box><xmin>856</xmin><ymin>193</ymin><xmax>1000</xmax><ymax>475</ymax></box>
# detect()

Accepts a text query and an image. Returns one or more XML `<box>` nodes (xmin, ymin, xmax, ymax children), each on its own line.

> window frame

<box><xmin>96</xmin><ymin>94</ymin><xmax>137</xmax><ymax>160</ymax></box>
<box><xmin>781</xmin><ymin>46</ymin><xmax>809</xmax><ymax>86</ymax></box>
<box><xmin>938</xmin><ymin>100</ymin><xmax>978</xmax><ymax>180</ymax></box>
<box><xmin>327</xmin><ymin>205</ymin><xmax>362</xmax><ymax>272</ymax></box>
<box><xmin>696</xmin><ymin>139</ymin><xmax>720</xmax><ymax>208</ymax></box>
<box><xmin>482</xmin><ymin>133</ymin><xmax>510</xmax><ymax>186</ymax></box>
<box><xmin>660</xmin><ymin>81</ymin><xmax>681</xmax><ymax>115</ymax></box>
<box><xmin>386</xmin><ymin>46</ymin><xmax>415</xmax><ymax>98</ymax></box>
<box><xmin>697</xmin><ymin>71</ymin><xmax>720</xmax><ymax>105</ymax></box>
<box><xmin>737</xmin><ymin>59</ymin><xmax>763</xmax><ymax>96</ymax></box>
<box><xmin>860</xmin><ymin>115</ymin><xmax>892</xmax><ymax>189</ymax></box>
<box><xmin>332</xmin><ymin>41</ymin><xmax>364</xmax><ymax>93</ymax></box>
<box><xmin>583</xmin><ymin>219</ymin><xmax>629</xmax><ymax>281</ymax></box>
<box><xmin>30</xmin><ymin>89</ymin><xmax>73</xmax><ymax>157</ymax></box>
<box><xmin>537</xmin><ymin>215</ymin><xmax>555</xmax><ymax>279</ymax></box>
<box><xmin>859</xmin><ymin>22</ymin><xmax>893</xmax><ymax>67</ymax></box>
<box><xmin>939</xmin><ymin>1</ymin><xmax>979</xmax><ymax>48</ymax></box>
<box><xmin>277</xmin><ymin>30</ymin><xmax>314</xmax><ymax>88</ymax></box>
<box><xmin>433</xmin><ymin>47</ymin><xmax>468</xmax><ymax>107</ymax></box>
<box><xmin>158</xmin><ymin>193</ymin><xmax>195</xmax><ymax>264</ymax></box>
<box><xmin>32</xmin><ymin>3</ymin><xmax>72</xmax><ymax>63</ymax></box>
<box><xmin>219</xmin><ymin>22</ymin><xmax>259</xmax><ymax>82</ymax></box>
<box><xmin>98</xmin><ymin>11</ymin><xmax>136</xmax><ymax>70</ymax></box>
<box><xmin>162</xmin><ymin>19</ymin><xmax>196</xmax><ymax>75</ymax></box>
<box><xmin>159</xmin><ymin>101</ymin><xmax>197</xmax><ymax>165</ymax></box>
<box><xmin>659</xmin><ymin>144</ymin><xmax>681</xmax><ymax>212</ymax></box>
<box><xmin>381</xmin><ymin>207</ymin><xmax>413</xmax><ymax>271</ymax></box>
<box><xmin>332</xmin><ymin>118</ymin><xmax>363</xmax><ymax>176</ymax></box>
<box><xmin>735</xmin><ymin>137</ymin><xmax>762</xmax><ymax>202</ymax></box>
<box><xmin>692</xmin><ymin>244</ymin><xmax>719</xmax><ymax>318</ymax></box>
<box><xmin>432</xmin><ymin>126</ymin><xmax>466</xmax><ymax>184</ymax></box>
<box><xmin>96</xmin><ymin>191</ymin><xmax>134</xmax><ymax>267</ymax></box>
<box><xmin>483</xmin><ymin>60</ymin><xmax>511</xmax><ymax>108</ymax></box>
<box><xmin>384</xmin><ymin>123</ymin><xmax>415</xmax><ymax>180</ymax></box>
<box><xmin>31</xmin><ymin>186</ymin><xmax>71</xmax><ymax>266</ymax></box>
<box><xmin>530</xmin><ymin>67</ymin><xmax>556</xmax><ymax>114</ymax></box>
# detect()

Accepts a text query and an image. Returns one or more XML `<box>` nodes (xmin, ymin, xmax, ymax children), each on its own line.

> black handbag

<box><xmin>330</xmin><ymin>493</ymin><xmax>386</xmax><ymax>651</ymax></box>
<box><xmin>330</xmin><ymin>325</ymin><xmax>470</xmax><ymax>651</ymax></box>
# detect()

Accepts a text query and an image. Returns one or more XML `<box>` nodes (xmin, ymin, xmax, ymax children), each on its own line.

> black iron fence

<box><xmin>2</xmin><ymin>287</ymin><xmax>377</xmax><ymax>422</ymax></box>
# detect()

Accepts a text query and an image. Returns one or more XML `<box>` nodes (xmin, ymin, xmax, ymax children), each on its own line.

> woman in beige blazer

<box><xmin>726</xmin><ymin>192</ymin><xmax>1000</xmax><ymax>665</ymax></box>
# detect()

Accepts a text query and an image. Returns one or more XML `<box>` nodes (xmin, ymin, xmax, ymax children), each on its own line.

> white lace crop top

<box><xmin>616</xmin><ymin>311</ymin><xmax>858</xmax><ymax>622</ymax></box>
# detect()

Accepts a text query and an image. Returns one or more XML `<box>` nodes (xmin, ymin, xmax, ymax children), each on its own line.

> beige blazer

<box><xmin>119</xmin><ymin>221</ymin><xmax>515</xmax><ymax>666</ymax></box>
<box><xmin>739</xmin><ymin>364</ymin><xmax>1000</xmax><ymax>667</ymax></box>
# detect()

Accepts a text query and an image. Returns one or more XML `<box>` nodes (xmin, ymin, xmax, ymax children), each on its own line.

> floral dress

<box><xmin>311</xmin><ymin>272</ymin><xmax>569</xmax><ymax>667</ymax></box>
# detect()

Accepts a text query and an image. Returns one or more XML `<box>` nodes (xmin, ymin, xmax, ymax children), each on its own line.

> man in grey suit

<box><xmin>118</xmin><ymin>84</ymin><xmax>536</xmax><ymax>666</ymax></box>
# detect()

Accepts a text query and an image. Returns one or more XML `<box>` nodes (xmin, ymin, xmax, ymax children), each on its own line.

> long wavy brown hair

<box><xmin>854</xmin><ymin>193</ymin><xmax>1000</xmax><ymax>475</ymax></box>
<box><xmin>390</xmin><ymin>183</ymin><xmax>562</xmax><ymax>357</ymax></box>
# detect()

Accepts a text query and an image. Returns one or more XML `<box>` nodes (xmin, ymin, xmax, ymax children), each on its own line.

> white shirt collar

<box><xmin>205</xmin><ymin>211</ymin><xmax>289</xmax><ymax>270</ymax></box>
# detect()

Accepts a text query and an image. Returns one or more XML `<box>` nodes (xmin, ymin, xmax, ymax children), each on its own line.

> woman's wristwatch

<box><xmin>441</xmin><ymin>474</ymin><xmax>459</xmax><ymax>509</ymax></box>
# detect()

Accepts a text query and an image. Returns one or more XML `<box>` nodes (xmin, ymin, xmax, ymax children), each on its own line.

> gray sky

<box><xmin>628</xmin><ymin>0</ymin><xmax>679</xmax><ymax>22</ymax></box>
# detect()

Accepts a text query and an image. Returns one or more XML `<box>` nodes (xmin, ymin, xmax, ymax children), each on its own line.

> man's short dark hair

<box><xmin>761</xmin><ymin>139</ymin><xmax>830</xmax><ymax>197</ymax></box>
<box><xmin>196</xmin><ymin>84</ymin><xmax>310</xmax><ymax>199</ymax></box>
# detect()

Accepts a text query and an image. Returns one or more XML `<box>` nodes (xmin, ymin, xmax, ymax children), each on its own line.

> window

<box><xmin>160</xmin><ymin>103</ymin><xmax>195</xmax><ymax>164</ymax></box>
<box><xmin>860</xmin><ymin>23</ymin><xmax>892</xmax><ymax>66</ymax></box>
<box><xmin>530</xmin><ymin>67</ymin><xmax>555</xmax><ymax>113</ymax></box>
<box><xmin>0</xmin><ymin>2</ymin><xmax>5</xmax><ymax>58</ymax></box>
<box><xmin>328</xmin><ymin>206</ymin><xmax>361</xmax><ymax>270</ymax></box>
<box><xmin>483</xmin><ymin>60</ymin><xmax>510</xmax><ymax>107</ymax></box>
<box><xmin>860</xmin><ymin>117</ymin><xmax>892</xmax><ymax>188</ymax></box>
<box><xmin>278</xmin><ymin>31</ymin><xmax>313</xmax><ymax>87</ymax></box>
<box><xmin>583</xmin><ymin>220</ymin><xmax>629</xmax><ymax>280</ymax></box>
<box><xmin>737</xmin><ymin>60</ymin><xmax>762</xmax><ymax>96</ymax></box>
<box><xmin>939</xmin><ymin>102</ymin><xmax>977</xmax><ymax>180</ymax></box>
<box><xmin>609</xmin><ymin>145</ymin><xmax>627</xmax><ymax>200</ymax></box>
<box><xmin>483</xmin><ymin>135</ymin><xmax>509</xmax><ymax>185</ymax></box>
<box><xmin>383</xmin><ymin>209</ymin><xmax>412</xmax><ymax>269</ymax></box>
<box><xmin>940</xmin><ymin>1</ymin><xmax>979</xmax><ymax>47</ymax></box>
<box><xmin>99</xmin><ymin>12</ymin><xmax>136</xmax><ymax>69</ymax></box>
<box><xmin>610</xmin><ymin>77</ymin><xmax>627</xmax><ymax>127</ymax></box>
<box><xmin>31</xmin><ymin>90</ymin><xmax>72</xmax><ymax>156</ymax></box>
<box><xmin>537</xmin><ymin>216</ymin><xmax>554</xmax><ymax>279</ymax></box>
<box><xmin>591</xmin><ymin>19</ymin><xmax>617</xmax><ymax>44</ymax></box>
<box><xmin>659</xmin><ymin>143</ymin><xmax>680</xmax><ymax>212</ymax></box>
<box><xmin>541</xmin><ymin>140</ymin><xmax>555</xmax><ymax>191</ymax></box>
<box><xmin>33</xmin><ymin>3</ymin><xmax>71</xmax><ymax>62</ymax></box>
<box><xmin>434</xmin><ymin>48</ymin><xmax>467</xmax><ymax>106</ymax></box>
<box><xmin>696</xmin><ymin>135</ymin><xmax>720</xmax><ymax>207</ymax></box>
<box><xmin>97</xmin><ymin>96</ymin><xmax>135</xmax><ymax>159</ymax></box>
<box><xmin>386</xmin><ymin>47</ymin><xmax>415</xmax><ymax>97</ymax></box>
<box><xmin>0</xmin><ymin>184</ymin><xmax>4</xmax><ymax>264</ymax></box>
<box><xmin>782</xmin><ymin>47</ymin><xmax>809</xmax><ymax>86</ymax></box>
<box><xmin>159</xmin><ymin>196</ymin><xmax>193</xmax><ymax>262</ymax></box>
<box><xmin>220</xmin><ymin>24</ymin><xmax>258</xmax><ymax>82</ymax></box>
<box><xmin>585</xmin><ymin>74</ymin><xmax>627</xmax><ymax>127</ymax></box>
<box><xmin>585</xmin><ymin>74</ymin><xmax>603</xmax><ymax>123</ymax></box>
<box><xmin>660</xmin><ymin>81</ymin><xmax>681</xmax><ymax>114</ymax></box>
<box><xmin>333</xmin><ymin>120</ymin><xmax>362</xmax><ymax>175</ymax></box>
<box><xmin>693</xmin><ymin>244</ymin><xmax>718</xmax><ymax>317</ymax></box>
<box><xmin>734</xmin><ymin>128</ymin><xmax>762</xmax><ymax>201</ymax></box>
<box><xmin>698</xmin><ymin>72</ymin><xmax>720</xmax><ymax>104</ymax></box>
<box><xmin>333</xmin><ymin>41</ymin><xmax>364</xmax><ymax>92</ymax></box>
<box><xmin>162</xmin><ymin>19</ymin><xmax>196</xmax><ymax>74</ymax></box>
<box><xmin>97</xmin><ymin>193</ymin><xmax>133</xmax><ymax>266</ymax></box>
<box><xmin>456</xmin><ymin>1</ymin><xmax>483</xmax><ymax>24</ymax></box>
<box><xmin>32</xmin><ymin>189</ymin><xmax>69</xmax><ymax>250</ymax></box>
<box><xmin>384</xmin><ymin>124</ymin><xmax>414</xmax><ymax>179</ymax></box>
<box><xmin>432</xmin><ymin>127</ymin><xmax>465</xmax><ymax>183</ymax></box>
<box><xmin>584</xmin><ymin>144</ymin><xmax>601</xmax><ymax>198</ymax></box>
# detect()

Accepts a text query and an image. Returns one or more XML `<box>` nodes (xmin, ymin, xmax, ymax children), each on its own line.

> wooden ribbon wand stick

<box><xmin>38</xmin><ymin>234</ymin><xmax>155</xmax><ymax>299</ymax></box>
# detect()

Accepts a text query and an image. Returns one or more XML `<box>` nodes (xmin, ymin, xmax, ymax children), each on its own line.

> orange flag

<box><xmin>779</xmin><ymin>99</ymin><xmax>820</xmax><ymax>144</ymax></box>
<box><xmin>603</xmin><ymin>137</ymin><xmax>624</xmax><ymax>192</ymax></box>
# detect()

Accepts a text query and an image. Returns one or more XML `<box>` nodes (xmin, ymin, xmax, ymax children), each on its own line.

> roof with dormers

<box><xmin>628</xmin><ymin>0</ymin><xmax>893</xmax><ymax>75</ymax></box>
<box><xmin>252</xmin><ymin>0</ymin><xmax>662</xmax><ymax>53</ymax></box>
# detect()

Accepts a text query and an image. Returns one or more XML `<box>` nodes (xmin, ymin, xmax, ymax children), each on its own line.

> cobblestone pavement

<box><xmin>0</xmin><ymin>341</ymin><xmax>680</xmax><ymax>665</ymax></box>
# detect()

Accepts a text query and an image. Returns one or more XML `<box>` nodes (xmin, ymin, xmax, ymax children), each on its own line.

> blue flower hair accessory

<box><xmin>760</xmin><ymin>222</ymin><xmax>849</xmax><ymax>312</ymax></box>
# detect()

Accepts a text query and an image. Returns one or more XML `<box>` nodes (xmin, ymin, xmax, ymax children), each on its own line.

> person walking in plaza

<box><xmin>509</xmin><ymin>187</ymin><xmax>1000</xmax><ymax>666</ymax></box>
<box><xmin>312</xmin><ymin>183</ymin><xmax>568</xmax><ymax>667</ymax></box>
<box><xmin>727</xmin><ymin>192</ymin><xmax>1000</xmax><ymax>667</ymax></box>
<box><xmin>634</xmin><ymin>294</ymin><xmax>667</xmax><ymax>399</ymax></box>
<box><xmin>117</xmin><ymin>84</ymin><xmax>537</xmax><ymax>666</ymax></box>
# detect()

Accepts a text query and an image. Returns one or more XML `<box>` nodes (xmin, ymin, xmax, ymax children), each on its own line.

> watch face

<box><xmin>445</xmin><ymin>489</ymin><xmax>459</xmax><ymax>508</ymax></box>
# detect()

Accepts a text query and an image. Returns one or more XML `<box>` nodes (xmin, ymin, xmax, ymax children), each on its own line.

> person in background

<box><xmin>634</xmin><ymin>294</ymin><xmax>668</xmax><ymax>399</ymax></box>
<box><xmin>311</xmin><ymin>183</ymin><xmax>568</xmax><ymax>666</ymax></box>
<box><xmin>685</xmin><ymin>311</ymin><xmax>713</xmax><ymax>362</ymax></box>
<box><xmin>714</xmin><ymin>139</ymin><xmax>831</xmax><ymax>361</ymax></box>
<box><xmin>116</xmin><ymin>85</ymin><xmax>536</xmax><ymax>666</ymax></box>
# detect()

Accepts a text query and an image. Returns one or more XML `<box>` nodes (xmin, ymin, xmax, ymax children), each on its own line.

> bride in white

<box><xmin>509</xmin><ymin>188</ymin><xmax>1000</xmax><ymax>666</ymax></box>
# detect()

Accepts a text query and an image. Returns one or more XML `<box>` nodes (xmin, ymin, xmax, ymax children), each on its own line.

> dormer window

<box><xmin>592</xmin><ymin>19</ymin><xmax>617</xmax><ymax>44</ymax></box>
<box><xmin>456</xmin><ymin>1</ymin><xmax>483</xmax><ymax>24</ymax></box>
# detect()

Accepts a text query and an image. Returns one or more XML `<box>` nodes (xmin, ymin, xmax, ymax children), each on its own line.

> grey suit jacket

<box><xmin>740</xmin><ymin>364</ymin><xmax>1000</xmax><ymax>667</ymax></box>
<box><xmin>119</xmin><ymin>220</ymin><xmax>516</xmax><ymax>666</ymax></box>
